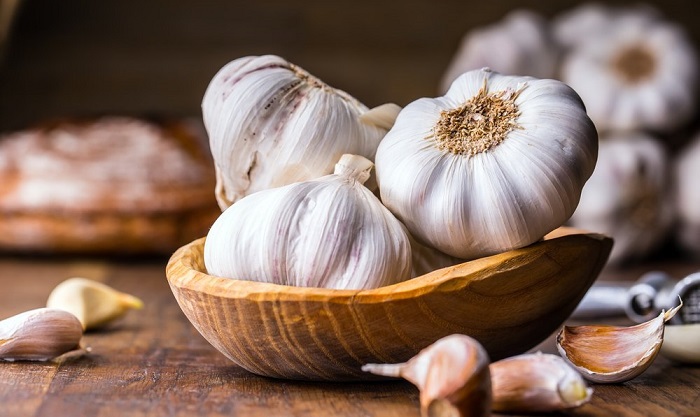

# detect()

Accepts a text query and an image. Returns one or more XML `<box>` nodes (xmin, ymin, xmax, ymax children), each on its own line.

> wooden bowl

<box><xmin>166</xmin><ymin>227</ymin><xmax>612</xmax><ymax>381</ymax></box>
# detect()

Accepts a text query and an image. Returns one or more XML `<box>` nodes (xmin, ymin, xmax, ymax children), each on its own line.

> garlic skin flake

<box><xmin>560</xmin><ymin>7</ymin><xmax>698</xmax><ymax>133</ymax></box>
<box><xmin>557</xmin><ymin>305</ymin><xmax>681</xmax><ymax>384</ymax></box>
<box><xmin>375</xmin><ymin>68</ymin><xmax>597</xmax><ymax>260</ymax></box>
<box><xmin>204</xmin><ymin>154</ymin><xmax>412</xmax><ymax>290</ymax></box>
<box><xmin>568</xmin><ymin>133</ymin><xmax>672</xmax><ymax>265</ymax></box>
<box><xmin>0</xmin><ymin>308</ymin><xmax>83</xmax><ymax>361</ymax></box>
<box><xmin>362</xmin><ymin>334</ymin><xmax>492</xmax><ymax>417</ymax></box>
<box><xmin>491</xmin><ymin>352</ymin><xmax>591</xmax><ymax>413</ymax></box>
<box><xmin>440</xmin><ymin>10</ymin><xmax>558</xmax><ymax>93</ymax></box>
<box><xmin>202</xmin><ymin>55</ymin><xmax>389</xmax><ymax>210</ymax></box>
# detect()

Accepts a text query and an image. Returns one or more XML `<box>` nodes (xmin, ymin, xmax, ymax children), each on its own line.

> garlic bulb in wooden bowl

<box><xmin>569</xmin><ymin>132</ymin><xmax>672</xmax><ymax>265</ymax></box>
<box><xmin>376</xmin><ymin>68</ymin><xmax>598</xmax><ymax>260</ymax></box>
<box><xmin>202</xmin><ymin>55</ymin><xmax>390</xmax><ymax>210</ymax></box>
<box><xmin>166</xmin><ymin>227</ymin><xmax>612</xmax><ymax>381</ymax></box>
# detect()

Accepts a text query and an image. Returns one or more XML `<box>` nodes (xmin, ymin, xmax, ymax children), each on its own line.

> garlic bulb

<box><xmin>559</xmin><ymin>7</ymin><xmax>698</xmax><ymax>133</ymax></box>
<box><xmin>557</xmin><ymin>304</ymin><xmax>681</xmax><ymax>384</ymax></box>
<box><xmin>204</xmin><ymin>154</ymin><xmax>411</xmax><ymax>290</ymax></box>
<box><xmin>375</xmin><ymin>68</ymin><xmax>597</xmax><ymax>260</ymax></box>
<box><xmin>202</xmin><ymin>54</ymin><xmax>390</xmax><ymax>210</ymax></box>
<box><xmin>490</xmin><ymin>352</ymin><xmax>592</xmax><ymax>413</ymax></box>
<box><xmin>569</xmin><ymin>132</ymin><xmax>672</xmax><ymax>265</ymax></box>
<box><xmin>675</xmin><ymin>133</ymin><xmax>700</xmax><ymax>255</ymax></box>
<box><xmin>440</xmin><ymin>10</ymin><xmax>558</xmax><ymax>94</ymax></box>
<box><xmin>362</xmin><ymin>334</ymin><xmax>492</xmax><ymax>417</ymax></box>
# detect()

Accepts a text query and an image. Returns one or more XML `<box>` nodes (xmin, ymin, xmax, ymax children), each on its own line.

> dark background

<box><xmin>1</xmin><ymin>0</ymin><xmax>697</xmax><ymax>131</ymax></box>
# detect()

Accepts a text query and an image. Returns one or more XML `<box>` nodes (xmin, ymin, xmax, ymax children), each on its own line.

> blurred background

<box><xmin>2</xmin><ymin>0</ymin><xmax>700</xmax><ymax>264</ymax></box>
<box><xmin>0</xmin><ymin>0</ymin><xmax>695</xmax><ymax>130</ymax></box>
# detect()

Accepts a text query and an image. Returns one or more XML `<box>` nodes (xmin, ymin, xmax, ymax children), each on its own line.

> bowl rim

<box><xmin>166</xmin><ymin>227</ymin><xmax>609</xmax><ymax>303</ymax></box>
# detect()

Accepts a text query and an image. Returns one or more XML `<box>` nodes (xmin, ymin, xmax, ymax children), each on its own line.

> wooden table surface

<box><xmin>1</xmin><ymin>254</ymin><xmax>699</xmax><ymax>417</ymax></box>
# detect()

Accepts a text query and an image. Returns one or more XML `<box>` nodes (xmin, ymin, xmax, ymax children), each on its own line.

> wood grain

<box><xmin>166</xmin><ymin>228</ymin><xmax>612</xmax><ymax>380</ymax></box>
<box><xmin>1</xmin><ymin>255</ymin><xmax>700</xmax><ymax>416</ymax></box>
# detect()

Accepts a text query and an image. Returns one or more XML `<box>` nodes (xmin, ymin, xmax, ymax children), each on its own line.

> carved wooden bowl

<box><xmin>166</xmin><ymin>227</ymin><xmax>612</xmax><ymax>381</ymax></box>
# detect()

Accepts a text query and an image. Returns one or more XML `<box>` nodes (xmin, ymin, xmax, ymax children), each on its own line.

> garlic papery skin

<box><xmin>559</xmin><ymin>8</ymin><xmax>698</xmax><ymax>133</ymax></box>
<box><xmin>568</xmin><ymin>132</ymin><xmax>672</xmax><ymax>265</ymax></box>
<box><xmin>557</xmin><ymin>304</ymin><xmax>681</xmax><ymax>384</ymax></box>
<box><xmin>204</xmin><ymin>154</ymin><xmax>411</xmax><ymax>290</ymax></box>
<box><xmin>0</xmin><ymin>308</ymin><xmax>83</xmax><ymax>361</ymax></box>
<box><xmin>490</xmin><ymin>352</ymin><xmax>592</xmax><ymax>413</ymax></box>
<box><xmin>674</xmin><ymin>134</ymin><xmax>700</xmax><ymax>256</ymax></box>
<box><xmin>362</xmin><ymin>334</ymin><xmax>492</xmax><ymax>417</ymax></box>
<box><xmin>375</xmin><ymin>68</ymin><xmax>598</xmax><ymax>260</ymax></box>
<box><xmin>46</xmin><ymin>277</ymin><xmax>144</xmax><ymax>330</ymax></box>
<box><xmin>660</xmin><ymin>324</ymin><xmax>700</xmax><ymax>364</ymax></box>
<box><xmin>202</xmin><ymin>54</ymin><xmax>390</xmax><ymax>210</ymax></box>
<box><xmin>440</xmin><ymin>10</ymin><xmax>558</xmax><ymax>93</ymax></box>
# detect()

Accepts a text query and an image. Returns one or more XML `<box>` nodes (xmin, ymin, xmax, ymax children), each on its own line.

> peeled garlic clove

<box><xmin>375</xmin><ymin>68</ymin><xmax>597</xmax><ymax>260</ymax></box>
<box><xmin>202</xmin><ymin>54</ymin><xmax>389</xmax><ymax>210</ymax></box>
<box><xmin>363</xmin><ymin>334</ymin><xmax>492</xmax><ymax>417</ymax></box>
<box><xmin>0</xmin><ymin>308</ymin><xmax>83</xmax><ymax>361</ymax></box>
<box><xmin>46</xmin><ymin>277</ymin><xmax>143</xmax><ymax>330</ymax></box>
<box><xmin>205</xmin><ymin>154</ymin><xmax>412</xmax><ymax>290</ymax></box>
<box><xmin>660</xmin><ymin>324</ymin><xmax>700</xmax><ymax>364</ymax></box>
<box><xmin>490</xmin><ymin>352</ymin><xmax>592</xmax><ymax>413</ymax></box>
<box><xmin>440</xmin><ymin>10</ymin><xmax>558</xmax><ymax>94</ymax></box>
<box><xmin>557</xmin><ymin>304</ymin><xmax>681</xmax><ymax>383</ymax></box>
<box><xmin>568</xmin><ymin>133</ymin><xmax>673</xmax><ymax>265</ymax></box>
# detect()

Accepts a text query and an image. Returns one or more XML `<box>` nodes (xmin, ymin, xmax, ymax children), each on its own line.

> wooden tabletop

<box><xmin>1</xmin><ymin>254</ymin><xmax>699</xmax><ymax>417</ymax></box>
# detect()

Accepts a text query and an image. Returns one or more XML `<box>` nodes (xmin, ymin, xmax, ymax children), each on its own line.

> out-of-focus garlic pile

<box><xmin>442</xmin><ymin>3</ymin><xmax>700</xmax><ymax>265</ymax></box>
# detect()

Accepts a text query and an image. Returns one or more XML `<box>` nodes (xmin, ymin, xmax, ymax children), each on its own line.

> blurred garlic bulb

<box><xmin>376</xmin><ymin>68</ymin><xmax>597</xmax><ymax>260</ymax></box>
<box><xmin>490</xmin><ymin>352</ymin><xmax>592</xmax><ymax>413</ymax></box>
<box><xmin>202</xmin><ymin>54</ymin><xmax>390</xmax><ymax>210</ymax></box>
<box><xmin>204</xmin><ymin>154</ymin><xmax>412</xmax><ymax>290</ymax></box>
<box><xmin>569</xmin><ymin>133</ymin><xmax>673</xmax><ymax>265</ymax></box>
<box><xmin>440</xmin><ymin>10</ymin><xmax>558</xmax><ymax>94</ymax></box>
<box><xmin>675</xmin><ymin>133</ymin><xmax>700</xmax><ymax>255</ymax></box>
<box><xmin>560</xmin><ymin>7</ymin><xmax>698</xmax><ymax>133</ymax></box>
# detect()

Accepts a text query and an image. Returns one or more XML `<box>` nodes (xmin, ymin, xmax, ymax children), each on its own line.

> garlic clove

<box><xmin>359</xmin><ymin>103</ymin><xmax>402</xmax><ymax>131</ymax></box>
<box><xmin>362</xmin><ymin>334</ymin><xmax>491</xmax><ymax>417</ymax></box>
<box><xmin>557</xmin><ymin>304</ymin><xmax>681</xmax><ymax>383</ymax></box>
<box><xmin>660</xmin><ymin>323</ymin><xmax>700</xmax><ymax>364</ymax></box>
<box><xmin>0</xmin><ymin>308</ymin><xmax>83</xmax><ymax>361</ymax></box>
<box><xmin>490</xmin><ymin>352</ymin><xmax>592</xmax><ymax>413</ymax></box>
<box><xmin>46</xmin><ymin>277</ymin><xmax>143</xmax><ymax>331</ymax></box>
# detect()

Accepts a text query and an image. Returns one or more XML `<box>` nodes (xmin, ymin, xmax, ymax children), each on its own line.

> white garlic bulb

<box><xmin>559</xmin><ymin>7</ymin><xmax>698</xmax><ymax>133</ymax></box>
<box><xmin>375</xmin><ymin>68</ymin><xmax>597</xmax><ymax>260</ymax></box>
<box><xmin>569</xmin><ymin>132</ymin><xmax>672</xmax><ymax>265</ymax></box>
<box><xmin>675</xmin><ymin>133</ymin><xmax>700</xmax><ymax>255</ymax></box>
<box><xmin>204</xmin><ymin>154</ymin><xmax>412</xmax><ymax>290</ymax></box>
<box><xmin>202</xmin><ymin>54</ymin><xmax>390</xmax><ymax>210</ymax></box>
<box><xmin>440</xmin><ymin>10</ymin><xmax>558</xmax><ymax>94</ymax></box>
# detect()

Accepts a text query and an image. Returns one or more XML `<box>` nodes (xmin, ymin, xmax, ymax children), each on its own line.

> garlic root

<box><xmin>0</xmin><ymin>308</ymin><xmax>83</xmax><ymax>361</ymax></box>
<box><xmin>362</xmin><ymin>334</ymin><xmax>491</xmax><ymax>417</ymax></box>
<box><xmin>46</xmin><ymin>277</ymin><xmax>143</xmax><ymax>330</ymax></box>
<box><xmin>557</xmin><ymin>303</ymin><xmax>681</xmax><ymax>383</ymax></box>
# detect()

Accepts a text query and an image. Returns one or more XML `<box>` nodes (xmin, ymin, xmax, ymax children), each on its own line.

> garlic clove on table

<box><xmin>490</xmin><ymin>352</ymin><xmax>592</xmax><ymax>413</ymax></box>
<box><xmin>440</xmin><ymin>10</ymin><xmax>559</xmax><ymax>94</ymax></box>
<box><xmin>660</xmin><ymin>323</ymin><xmax>700</xmax><ymax>364</ymax></box>
<box><xmin>362</xmin><ymin>334</ymin><xmax>491</xmax><ymax>417</ymax></box>
<box><xmin>559</xmin><ymin>5</ymin><xmax>698</xmax><ymax>133</ymax></box>
<box><xmin>0</xmin><ymin>308</ymin><xmax>83</xmax><ymax>361</ymax></box>
<box><xmin>204</xmin><ymin>154</ymin><xmax>412</xmax><ymax>290</ymax></box>
<box><xmin>557</xmin><ymin>304</ymin><xmax>681</xmax><ymax>383</ymax></box>
<box><xmin>202</xmin><ymin>54</ymin><xmax>390</xmax><ymax>210</ymax></box>
<box><xmin>46</xmin><ymin>277</ymin><xmax>143</xmax><ymax>330</ymax></box>
<box><xmin>375</xmin><ymin>68</ymin><xmax>598</xmax><ymax>260</ymax></box>
<box><xmin>568</xmin><ymin>132</ymin><xmax>673</xmax><ymax>265</ymax></box>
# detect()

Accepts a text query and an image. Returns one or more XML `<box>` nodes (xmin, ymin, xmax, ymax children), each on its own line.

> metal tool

<box><xmin>572</xmin><ymin>271</ymin><xmax>700</xmax><ymax>324</ymax></box>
